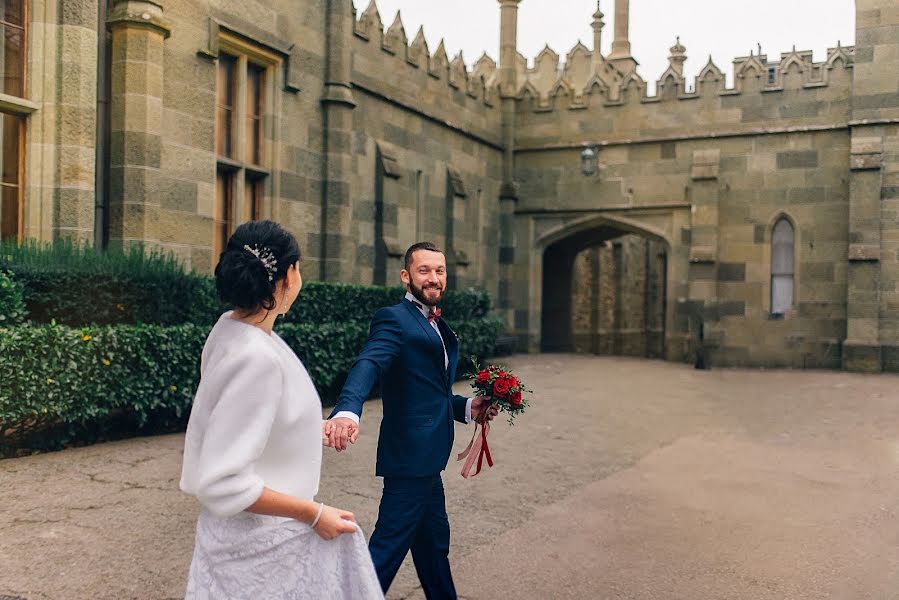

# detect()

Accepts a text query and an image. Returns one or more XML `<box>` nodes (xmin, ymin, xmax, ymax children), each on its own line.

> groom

<box><xmin>325</xmin><ymin>242</ymin><xmax>497</xmax><ymax>599</ymax></box>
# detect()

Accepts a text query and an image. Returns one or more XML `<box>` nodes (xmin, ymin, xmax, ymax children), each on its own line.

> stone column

<box><xmin>106</xmin><ymin>0</ymin><xmax>170</xmax><ymax>250</ymax></box>
<box><xmin>608</xmin><ymin>0</ymin><xmax>637</xmax><ymax>73</ymax></box>
<box><xmin>24</xmin><ymin>0</ymin><xmax>98</xmax><ymax>243</ymax></box>
<box><xmin>497</xmin><ymin>0</ymin><xmax>520</xmax><ymax>335</ymax></box>
<box><xmin>609</xmin><ymin>0</ymin><xmax>629</xmax><ymax>57</ymax></box>
<box><xmin>319</xmin><ymin>0</ymin><xmax>357</xmax><ymax>281</ymax></box>
<box><xmin>843</xmin><ymin>0</ymin><xmax>899</xmax><ymax>372</ymax></box>
<box><xmin>685</xmin><ymin>149</ymin><xmax>722</xmax><ymax>366</ymax></box>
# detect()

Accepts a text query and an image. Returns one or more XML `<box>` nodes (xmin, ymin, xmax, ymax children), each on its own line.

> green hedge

<box><xmin>2</xmin><ymin>240</ymin><xmax>491</xmax><ymax>327</ymax></box>
<box><xmin>0</xmin><ymin>316</ymin><xmax>502</xmax><ymax>456</ymax></box>
<box><xmin>0</xmin><ymin>270</ymin><xmax>27</xmax><ymax>325</ymax></box>
<box><xmin>284</xmin><ymin>283</ymin><xmax>491</xmax><ymax>325</ymax></box>
<box><xmin>1</xmin><ymin>239</ymin><xmax>221</xmax><ymax>326</ymax></box>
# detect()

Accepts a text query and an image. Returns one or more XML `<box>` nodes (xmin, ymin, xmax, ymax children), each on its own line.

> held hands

<box><xmin>323</xmin><ymin>418</ymin><xmax>359</xmax><ymax>452</ymax></box>
<box><xmin>312</xmin><ymin>504</ymin><xmax>358</xmax><ymax>540</ymax></box>
<box><xmin>471</xmin><ymin>395</ymin><xmax>500</xmax><ymax>423</ymax></box>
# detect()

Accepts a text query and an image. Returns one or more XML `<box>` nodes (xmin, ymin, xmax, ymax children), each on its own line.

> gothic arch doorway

<box><xmin>538</xmin><ymin>216</ymin><xmax>671</xmax><ymax>357</ymax></box>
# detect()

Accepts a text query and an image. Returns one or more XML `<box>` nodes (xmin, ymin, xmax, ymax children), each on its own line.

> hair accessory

<box><xmin>243</xmin><ymin>244</ymin><xmax>278</xmax><ymax>282</ymax></box>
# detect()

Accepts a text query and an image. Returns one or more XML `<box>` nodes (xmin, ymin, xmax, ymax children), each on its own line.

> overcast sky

<box><xmin>352</xmin><ymin>0</ymin><xmax>856</xmax><ymax>92</ymax></box>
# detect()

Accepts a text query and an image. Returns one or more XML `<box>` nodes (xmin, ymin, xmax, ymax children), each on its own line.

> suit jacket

<box><xmin>330</xmin><ymin>300</ymin><xmax>469</xmax><ymax>477</ymax></box>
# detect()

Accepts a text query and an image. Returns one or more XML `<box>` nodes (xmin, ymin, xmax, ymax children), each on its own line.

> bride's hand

<box><xmin>312</xmin><ymin>505</ymin><xmax>357</xmax><ymax>540</ymax></box>
<box><xmin>323</xmin><ymin>418</ymin><xmax>359</xmax><ymax>451</ymax></box>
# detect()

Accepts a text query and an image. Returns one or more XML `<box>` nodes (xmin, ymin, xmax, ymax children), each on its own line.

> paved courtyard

<box><xmin>2</xmin><ymin>355</ymin><xmax>899</xmax><ymax>599</ymax></box>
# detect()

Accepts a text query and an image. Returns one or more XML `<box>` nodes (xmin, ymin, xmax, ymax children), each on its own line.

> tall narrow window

<box><xmin>244</xmin><ymin>174</ymin><xmax>263</xmax><ymax>222</ymax></box>
<box><xmin>0</xmin><ymin>113</ymin><xmax>22</xmax><ymax>239</ymax></box>
<box><xmin>771</xmin><ymin>218</ymin><xmax>795</xmax><ymax>315</ymax></box>
<box><xmin>246</xmin><ymin>63</ymin><xmax>264</xmax><ymax>166</ymax></box>
<box><xmin>214</xmin><ymin>171</ymin><xmax>233</xmax><ymax>259</ymax></box>
<box><xmin>1</xmin><ymin>0</ymin><xmax>24</xmax><ymax>97</ymax></box>
<box><xmin>0</xmin><ymin>0</ymin><xmax>26</xmax><ymax>241</ymax></box>
<box><xmin>216</xmin><ymin>54</ymin><xmax>237</xmax><ymax>159</ymax></box>
<box><xmin>212</xmin><ymin>38</ymin><xmax>278</xmax><ymax>269</ymax></box>
<box><xmin>415</xmin><ymin>170</ymin><xmax>424</xmax><ymax>240</ymax></box>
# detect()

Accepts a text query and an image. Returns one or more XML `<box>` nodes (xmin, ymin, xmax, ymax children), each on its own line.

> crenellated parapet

<box><xmin>515</xmin><ymin>36</ymin><xmax>854</xmax><ymax>112</ymax></box>
<box><xmin>351</xmin><ymin>0</ymin><xmax>501</xmax><ymax>115</ymax></box>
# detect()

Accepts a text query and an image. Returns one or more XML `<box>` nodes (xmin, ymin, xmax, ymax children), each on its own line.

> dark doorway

<box><xmin>541</xmin><ymin>227</ymin><xmax>667</xmax><ymax>358</ymax></box>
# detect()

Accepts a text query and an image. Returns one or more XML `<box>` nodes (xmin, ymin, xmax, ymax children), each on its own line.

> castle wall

<box><xmin>345</xmin><ymin>7</ymin><xmax>504</xmax><ymax>291</ymax></box>
<box><xmin>570</xmin><ymin>236</ymin><xmax>666</xmax><ymax>357</ymax></box>
<box><xmin>142</xmin><ymin>0</ymin><xmax>329</xmax><ymax>273</ymax></box>
<box><xmin>512</xmin><ymin>50</ymin><xmax>855</xmax><ymax>368</ymax></box>
<box><xmin>14</xmin><ymin>0</ymin><xmax>899</xmax><ymax>373</ymax></box>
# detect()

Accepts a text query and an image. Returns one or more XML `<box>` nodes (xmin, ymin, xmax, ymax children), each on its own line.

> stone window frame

<box><xmin>0</xmin><ymin>0</ymin><xmax>36</xmax><ymax>242</ymax></box>
<box><xmin>213</xmin><ymin>32</ymin><xmax>283</xmax><ymax>259</ymax></box>
<box><xmin>769</xmin><ymin>214</ymin><xmax>797</xmax><ymax>318</ymax></box>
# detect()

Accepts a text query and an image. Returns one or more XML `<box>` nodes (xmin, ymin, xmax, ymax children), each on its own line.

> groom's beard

<box><xmin>409</xmin><ymin>280</ymin><xmax>444</xmax><ymax>307</ymax></box>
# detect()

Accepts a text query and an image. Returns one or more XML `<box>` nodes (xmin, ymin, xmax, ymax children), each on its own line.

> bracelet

<box><xmin>310</xmin><ymin>502</ymin><xmax>324</xmax><ymax>528</ymax></box>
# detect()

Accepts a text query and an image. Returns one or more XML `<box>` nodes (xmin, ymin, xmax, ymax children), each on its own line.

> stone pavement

<box><xmin>3</xmin><ymin>355</ymin><xmax>899</xmax><ymax>599</ymax></box>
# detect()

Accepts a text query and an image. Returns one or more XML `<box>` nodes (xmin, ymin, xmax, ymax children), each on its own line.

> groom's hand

<box><xmin>323</xmin><ymin>418</ymin><xmax>358</xmax><ymax>452</ymax></box>
<box><xmin>471</xmin><ymin>396</ymin><xmax>499</xmax><ymax>422</ymax></box>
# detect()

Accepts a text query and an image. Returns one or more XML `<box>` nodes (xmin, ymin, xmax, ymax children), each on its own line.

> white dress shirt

<box><xmin>334</xmin><ymin>293</ymin><xmax>473</xmax><ymax>424</ymax></box>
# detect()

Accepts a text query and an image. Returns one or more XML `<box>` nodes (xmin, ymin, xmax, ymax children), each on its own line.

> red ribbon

<box><xmin>457</xmin><ymin>415</ymin><xmax>493</xmax><ymax>478</ymax></box>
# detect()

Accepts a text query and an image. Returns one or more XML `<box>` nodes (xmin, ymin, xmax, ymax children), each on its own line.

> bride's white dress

<box><xmin>180</xmin><ymin>313</ymin><xmax>383</xmax><ymax>599</ymax></box>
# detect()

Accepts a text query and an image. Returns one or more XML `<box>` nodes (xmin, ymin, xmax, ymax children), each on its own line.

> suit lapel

<box><xmin>403</xmin><ymin>300</ymin><xmax>446</xmax><ymax>376</ymax></box>
<box><xmin>438</xmin><ymin>319</ymin><xmax>459</xmax><ymax>384</ymax></box>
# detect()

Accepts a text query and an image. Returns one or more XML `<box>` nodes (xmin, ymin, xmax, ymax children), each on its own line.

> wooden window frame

<box><xmin>0</xmin><ymin>0</ymin><xmax>27</xmax><ymax>99</ymax></box>
<box><xmin>0</xmin><ymin>0</ymin><xmax>29</xmax><ymax>243</ymax></box>
<box><xmin>211</xmin><ymin>33</ymin><xmax>280</xmax><ymax>269</ymax></box>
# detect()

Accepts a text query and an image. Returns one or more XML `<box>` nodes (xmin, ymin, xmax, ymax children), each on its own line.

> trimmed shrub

<box><xmin>283</xmin><ymin>284</ymin><xmax>492</xmax><ymax>326</ymax></box>
<box><xmin>0</xmin><ymin>239</ymin><xmax>222</xmax><ymax>327</ymax></box>
<box><xmin>0</xmin><ymin>316</ymin><xmax>501</xmax><ymax>456</ymax></box>
<box><xmin>0</xmin><ymin>270</ymin><xmax>27</xmax><ymax>325</ymax></box>
<box><xmin>2</xmin><ymin>239</ymin><xmax>492</xmax><ymax>328</ymax></box>
<box><xmin>0</xmin><ymin>322</ymin><xmax>206</xmax><ymax>455</ymax></box>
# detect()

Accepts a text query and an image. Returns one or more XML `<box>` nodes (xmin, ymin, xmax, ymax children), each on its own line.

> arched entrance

<box><xmin>536</xmin><ymin>213</ymin><xmax>676</xmax><ymax>357</ymax></box>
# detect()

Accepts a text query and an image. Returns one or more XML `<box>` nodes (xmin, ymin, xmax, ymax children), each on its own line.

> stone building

<box><xmin>2</xmin><ymin>0</ymin><xmax>898</xmax><ymax>372</ymax></box>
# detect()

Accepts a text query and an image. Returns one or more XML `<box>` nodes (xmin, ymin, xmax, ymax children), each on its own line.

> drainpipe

<box><xmin>93</xmin><ymin>0</ymin><xmax>110</xmax><ymax>249</ymax></box>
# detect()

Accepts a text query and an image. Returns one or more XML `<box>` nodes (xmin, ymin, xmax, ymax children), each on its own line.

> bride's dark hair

<box><xmin>214</xmin><ymin>220</ymin><xmax>301</xmax><ymax>312</ymax></box>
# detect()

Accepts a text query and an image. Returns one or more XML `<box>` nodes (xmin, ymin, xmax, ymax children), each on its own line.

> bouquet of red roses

<box><xmin>457</xmin><ymin>361</ymin><xmax>531</xmax><ymax>478</ymax></box>
<box><xmin>471</xmin><ymin>364</ymin><xmax>529</xmax><ymax>425</ymax></box>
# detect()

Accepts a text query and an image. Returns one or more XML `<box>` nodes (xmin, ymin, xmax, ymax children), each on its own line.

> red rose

<box><xmin>493</xmin><ymin>378</ymin><xmax>511</xmax><ymax>397</ymax></box>
<box><xmin>510</xmin><ymin>391</ymin><xmax>522</xmax><ymax>407</ymax></box>
<box><xmin>507</xmin><ymin>376</ymin><xmax>519</xmax><ymax>388</ymax></box>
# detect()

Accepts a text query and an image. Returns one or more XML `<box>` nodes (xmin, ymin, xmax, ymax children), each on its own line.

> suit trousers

<box><xmin>368</xmin><ymin>475</ymin><xmax>456</xmax><ymax>599</ymax></box>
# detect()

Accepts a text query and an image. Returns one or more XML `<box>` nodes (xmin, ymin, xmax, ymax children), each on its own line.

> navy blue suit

<box><xmin>330</xmin><ymin>299</ymin><xmax>468</xmax><ymax>598</ymax></box>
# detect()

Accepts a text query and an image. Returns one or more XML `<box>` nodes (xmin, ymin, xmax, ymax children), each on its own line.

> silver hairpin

<box><xmin>243</xmin><ymin>244</ymin><xmax>278</xmax><ymax>282</ymax></box>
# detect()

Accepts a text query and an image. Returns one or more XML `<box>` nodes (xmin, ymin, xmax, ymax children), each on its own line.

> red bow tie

<box><xmin>412</xmin><ymin>301</ymin><xmax>441</xmax><ymax>323</ymax></box>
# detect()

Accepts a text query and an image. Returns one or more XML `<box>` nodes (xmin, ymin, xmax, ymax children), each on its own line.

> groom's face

<box><xmin>401</xmin><ymin>250</ymin><xmax>447</xmax><ymax>307</ymax></box>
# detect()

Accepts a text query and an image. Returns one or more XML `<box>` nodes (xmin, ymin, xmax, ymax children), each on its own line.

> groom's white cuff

<box><xmin>336</xmin><ymin>404</ymin><xmax>470</xmax><ymax>424</ymax></box>
<box><xmin>333</xmin><ymin>410</ymin><xmax>360</xmax><ymax>424</ymax></box>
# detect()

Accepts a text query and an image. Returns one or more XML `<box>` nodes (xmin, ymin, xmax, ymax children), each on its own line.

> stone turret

<box><xmin>668</xmin><ymin>36</ymin><xmax>687</xmax><ymax>76</ymax></box>
<box><xmin>591</xmin><ymin>1</ymin><xmax>605</xmax><ymax>67</ymax></box>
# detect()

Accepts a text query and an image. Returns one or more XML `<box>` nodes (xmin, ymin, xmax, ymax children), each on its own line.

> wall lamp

<box><xmin>581</xmin><ymin>146</ymin><xmax>600</xmax><ymax>177</ymax></box>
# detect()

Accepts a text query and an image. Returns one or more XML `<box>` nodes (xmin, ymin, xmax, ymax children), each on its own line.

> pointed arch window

<box><xmin>771</xmin><ymin>218</ymin><xmax>795</xmax><ymax>316</ymax></box>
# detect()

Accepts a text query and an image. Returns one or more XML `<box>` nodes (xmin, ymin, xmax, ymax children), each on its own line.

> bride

<box><xmin>179</xmin><ymin>220</ymin><xmax>383</xmax><ymax>599</ymax></box>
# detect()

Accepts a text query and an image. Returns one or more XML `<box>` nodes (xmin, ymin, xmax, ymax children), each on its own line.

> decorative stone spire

<box><xmin>609</xmin><ymin>0</ymin><xmax>630</xmax><ymax>59</ymax></box>
<box><xmin>498</xmin><ymin>0</ymin><xmax>522</xmax><ymax>97</ymax></box>
<box><xmin>608</xmin><ymin>0</ymin><xmax>637</xmax><ymax>73</ymax></box>
<box><xmin>668</xmin><ymin>36</ymin><xmax>687</xmax><ymax>76</ymax></box>
<box><xmin>592</xmin><ymin>1</ymin><xmax>605</xmax><ymax>62</ymax></box>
